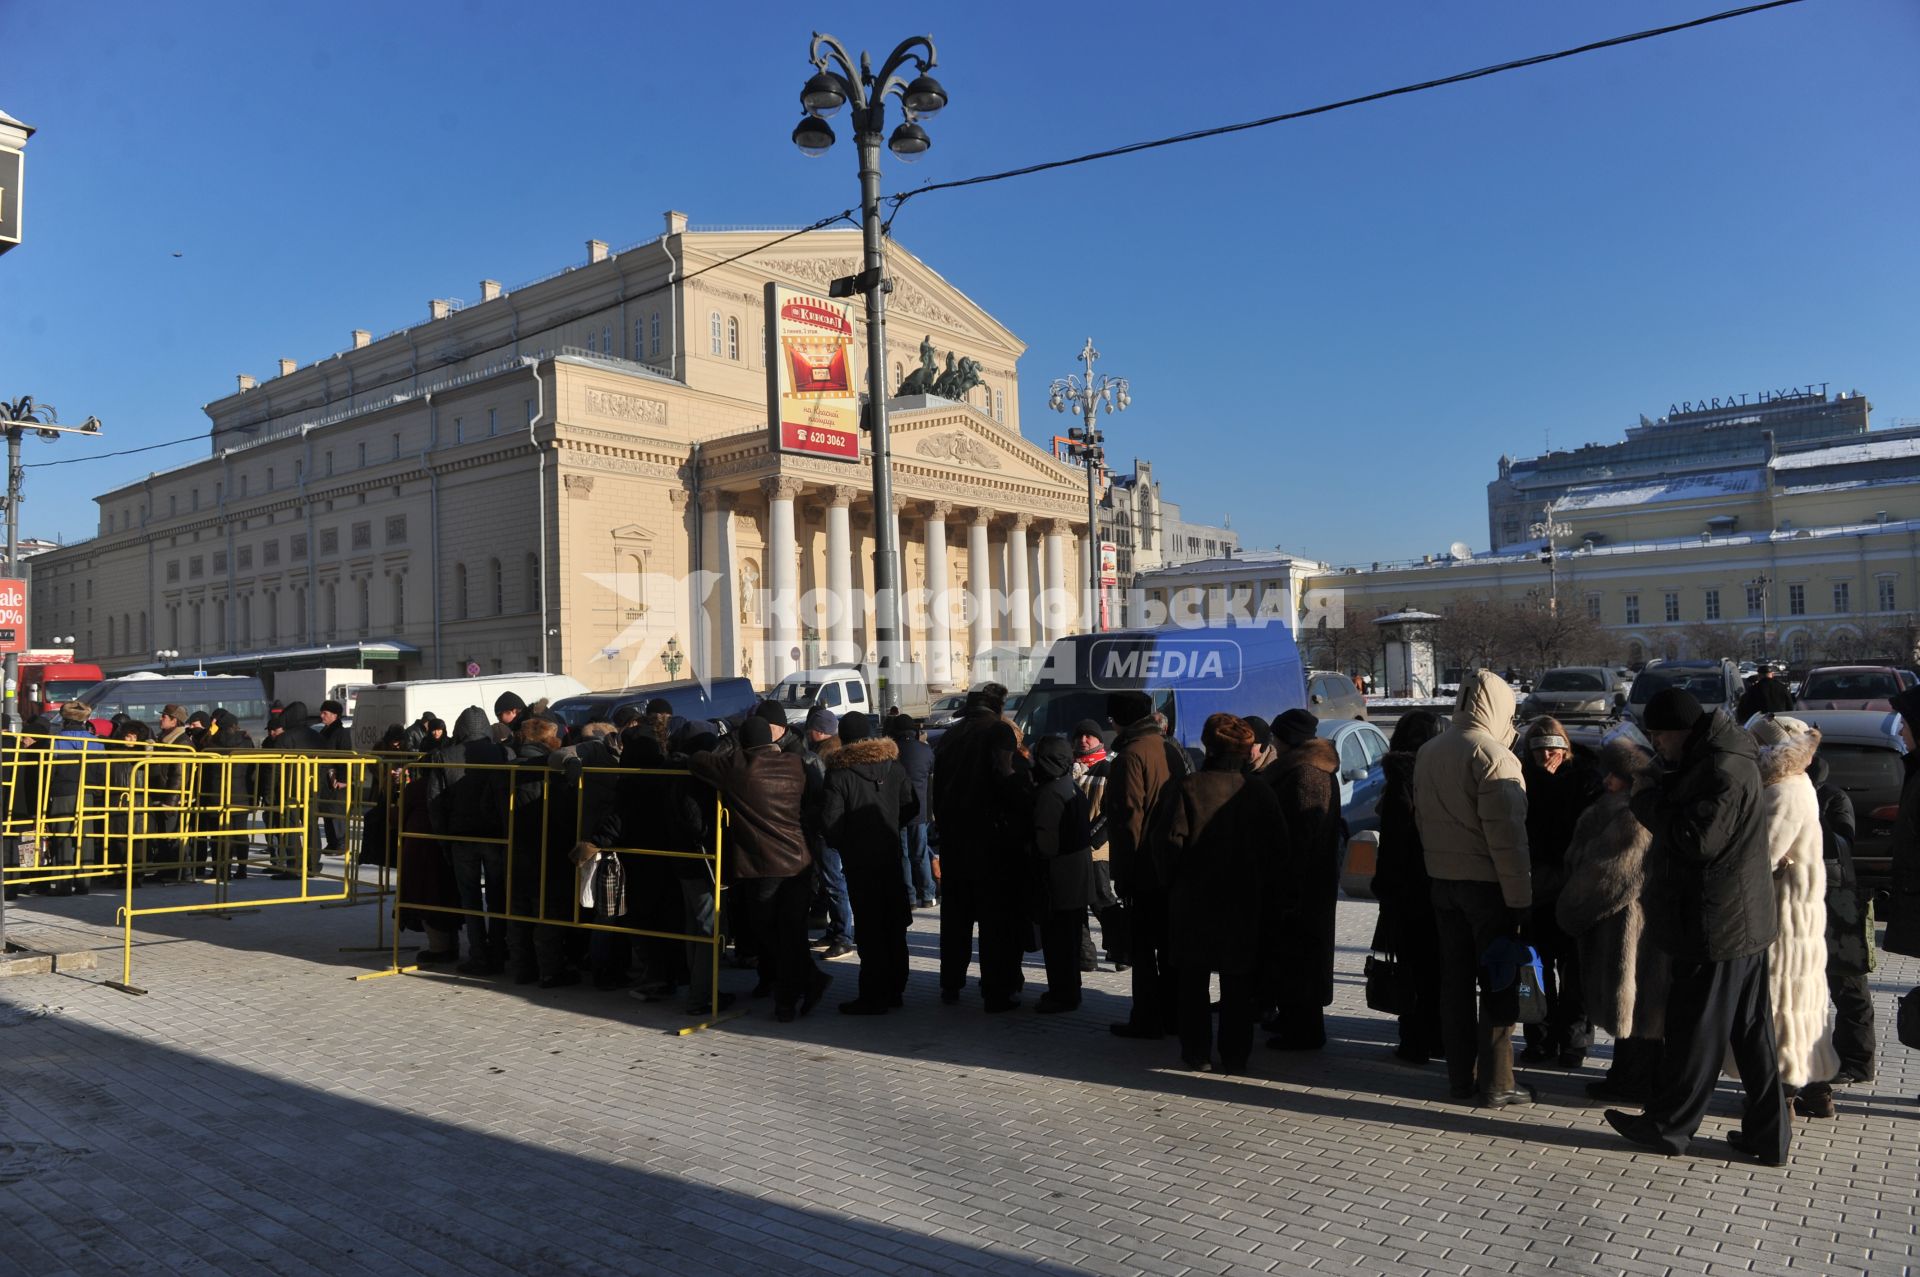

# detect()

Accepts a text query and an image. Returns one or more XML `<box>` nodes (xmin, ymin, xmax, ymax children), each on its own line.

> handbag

<box><xmin>1898</xmin><ymin>987</ymin><xmax>1920</xmax><ymax>1051</ymax></box>
<box><xmin>1514</xmin><ymin>949</ymin><xmax>1548</xmax><ymax>1026</ymax></box>
<box><xmin>1364</xmin><ymin>952</ymin><xmax>1409</xmax><ymax>1016</ymax></box>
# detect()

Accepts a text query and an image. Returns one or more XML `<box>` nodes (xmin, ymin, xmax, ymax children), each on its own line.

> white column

<box><xmin>763</xmin><ymin>476</ymin><xmax>801</xmax><ymax>681</ymax></box>
<box><xmin>1007</xmin><ymin>515</ymin><xmax>1032</xmax><ymax>651</ymax></box>
<box><xmin>826</xmin><ymin>484</ymin><xmax>855</xmax><ymax>664</ymax></box>
<box><xmin>700</xmin><ymin>490</ymin><xmax>737</xmax><ymax>677</ymax></box>
<box><xmin>1044</xmin><ymin>519</ymin><xmax>1070</xmax><ymax>642</ymax></box>
<box><xmin>968</xmin><ymin>511</ymin><xmax>993</xmax><ymax>665</ymax></box>
<box><xmin>924</xmin><ymin>500</ymin><xmax>952</xmax><ymax>688</ymax></box>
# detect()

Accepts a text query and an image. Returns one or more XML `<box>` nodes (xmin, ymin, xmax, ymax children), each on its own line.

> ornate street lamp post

<box><xmin>662</xmin><ymin>635</ymin><xmax>684</xmax><ymax>679</ymax></box>
<box><xmin>793</xmin><ymin>33</ymin><xmax>948</xmax><ymax>691</ymax></box>
<box><xmin>2</xmin><ymin>396</ymin><xmax>102</xmax><ymax>728</ymax></box>
<box><xmin>1529</xmin><ymin>500</ymin><xmax>1572</xmax><ymax>615</ymax></box>
<box><xmin>1049</xmin><ymin>340</ymin><xmax>1129</xmax><ymax>632</ymax></box>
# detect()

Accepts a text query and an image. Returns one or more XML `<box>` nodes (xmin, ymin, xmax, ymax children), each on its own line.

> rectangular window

<box><xmin>325</xmin><ymin>450</ymin><xmax>334</xmax><ymax>476</ymax></box>
<box><xmin>263</xmin><ymin>540</ymin><xmax>280</xmax><ymax>566</ymax></box>
<box><xmin>1624</xmin><ymin>593</ymin><xmax>1640</xmax><ymax>625</ymax></box>
<box><xmin>1587</xmin><ymin>594</ymin><xmax>1601</xmax><ymax>621</ymax></box>
<box><xmin>290</xmin><ymin>533</ymin><xmax>306</xmax><ymax>561</ymax></box>
<box><xmin>386</xmin><ymin>515</ymin><xmax>407</xmax><ymax>544</ymax></box>
<box><xmin>604</xmin><ymin>325</ymin><xmax>613</xmax><ymax>354</ymax></box>
<box><xmin>1788</xmin><ymin>584</ymin><xmax>1806</xmax><ymax>616</ymax></box>
<box><xmin>993</xmin><ymin>388</ymin><xmax>1005</xmax><ymax>422</ymax></box>
<box><xmin>1746</xmin><ymin>584</ymin><xmax>1763</xmax><ymax>616</ymax></box>
<box><xmin>392</xmin><ymin>432</ymin><xmax>401</xmax><ymax>459</ymax></box>
<box><xmin>586</xmin><ymin>331</ymin><xmax>596</xmax><ymax>353</ymax></box>
<box><xmin>1879</xmin><ymin>578</ymin><xmax>1897</xmax><ymax>612</ymax></box>
<box><xmin>1663</xmin><ymin>591</ymin><xmax>1679</xmax><ymax>623</ymax></box>
<box><xmin>167</xmin><ymin>561</ymin><xmax>180</xmax><ymax>583</ymax></box>
<box><xmin>238</xmin><ymin>474</ymin><xmax>248</xmax><ymax>497</ymax></box>
<box><xmin>1704</xmin><ymin>588</ymin><xmax>1720</xmax><ymax>621</ymax></box>
<box><xmin>488</xmin><ymin>408</ymin><xmax>497</xmax><ymax>435</ymax></box>
<box><xmin>357</xmin><ymin>442</ymin><xmax>367</xmax><ymax>468</ymax></box>
<box><xmin>452</xmin><ymin>416</ymin><xmax>463</xmax><ymax>444</ymax></box>
<box><xmin>650</xmin><ymin>313</ymin><xmax>660</xmax><ymax>357</ymax></box>
<box><xmin>189</xmin><ymin>556</ymin><xmax>204</xmax><ymax>579</ymax></box>
<box><xmin>1833</xmin><ymin>581</ymin><xmax>1851</xmax><ymax>613</ymax></box>
<box><xmin>351</xmin><ymin>522</ymin><xmax>371</xmax><ymax>551</ymax></box>
<box><xmin>212</xmin><ymin>550</ymin><xmax>227</xmax><ymax>573</ymax></box>
<box><xmin>266</xmin><ymin>467</ymin><xmax>274</xmax><ymax>491</ymax></box>
<box><xmin>320</xmin><ymin>527</ymin><xmax>339</xmax><ymax>556</ymax></box>
<box><xmin>526</xmin><ymin>398</ymin><xmax>535</xmax><ymax>423</ymax></box>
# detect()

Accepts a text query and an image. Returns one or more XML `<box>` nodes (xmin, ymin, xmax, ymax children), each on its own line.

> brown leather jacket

<box><xmin>1103</xmin><ymin>718</ymin><xmax>1174</xmax><ymax>894</ymax></box>
<box><xmin>690</xmin><ymin>744</ymin><xmax>811</xmax><ymax>881</ymax></box>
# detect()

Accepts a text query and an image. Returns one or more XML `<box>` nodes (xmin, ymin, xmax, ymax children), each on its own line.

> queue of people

<box><xmin>6</xmin><ymin>669</ymin><xmax>1915</xmax><ymax>1171</ymax></box>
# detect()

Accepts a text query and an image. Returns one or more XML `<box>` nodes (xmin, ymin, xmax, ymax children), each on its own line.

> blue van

<box><xmin>1012</xmin><ymin>621</ymin><xmax>1308</xmax><ymax>756</ymax></box>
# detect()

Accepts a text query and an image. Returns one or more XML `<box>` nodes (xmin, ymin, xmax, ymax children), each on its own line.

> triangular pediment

<box><xmin>609</xmin><ymin>523</ymin><xmax>656</xmax><ymax>541</ymax></box>
<box><xmin>891</xmin><ymin>404</ymin><xmax>1082</xmax><ymax>494</ymax></box>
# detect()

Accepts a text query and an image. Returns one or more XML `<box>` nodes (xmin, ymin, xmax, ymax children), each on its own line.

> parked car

<box><xmin>1305</xmin><ymin>670</ymin><xmax>1367</xmax><ymax>721</ymax></box>
<box><xmin>548</xmin><ymin>677</ymin><xmax>760</xmax><ymax>731</ymax></box>
<box><xmin>1318</xmin><ymin>718</ymin><xmax>1391</xmax><ymax>834</ymax></box>
<box><xmin>1624</xmin><ymin>658</ymin><xmax>1743</xmax><ymax>727</ymax></box>
<box><xmin>923</xmin><ymin>693</ymin><xmax>968</xmax><ymax>728</ymax></box>
<box><xmin>768</xmin><ymin>665</ymin><xmax>874</xmax><ymax>727</ymax></box>
<box><xmin>1797</xmin><ymin>665</ymin><xmax>1904</xmax><ymax>711</ymax></box>
<box><xmin>1791</xmin><ymin>708</ymin><xmax>1905</xmax><ymax>890</ymax></box>
<box><xmin>1519</xmin><ymin>666</ymin><xmax>1627</xmax><ymax>722</ymax></box>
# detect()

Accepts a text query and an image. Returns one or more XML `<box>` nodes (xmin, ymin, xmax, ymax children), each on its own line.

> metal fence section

<box><xmin>359</xmin><ymin>759</ymin><xmax>736</xmax><ymax>1036</ymax></box>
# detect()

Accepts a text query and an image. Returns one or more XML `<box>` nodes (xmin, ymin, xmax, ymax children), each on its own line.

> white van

<box><xmin>348</xmin><ymin>672</ymin><xmax>590</xmax><ymax>750</ymax></box>
<box><xmin>769</xmin><ymin>665</ymin><xmax>873</xmax><ymax>727</ymax></box>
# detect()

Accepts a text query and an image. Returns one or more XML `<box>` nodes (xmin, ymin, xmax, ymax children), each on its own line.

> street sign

<box><xmin>464</xmin><ymin>660</ymin><xmax>482</xmax><ymax>677</ymax></box>
<box><xmin>765</xmin><ymin>283</ymin><xmax>860</xmax><ymax>462</ymax></box>
<box><xmin>0</xmin><ymin>578</ymin><xmax>26</xmax><ymax>654</ymax></box>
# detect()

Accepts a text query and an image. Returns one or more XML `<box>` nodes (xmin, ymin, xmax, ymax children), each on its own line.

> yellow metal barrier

<box><xmin>360</xmin><ymin>758</ymin><xmax>735</xmax><ymax>1036</ymax></box>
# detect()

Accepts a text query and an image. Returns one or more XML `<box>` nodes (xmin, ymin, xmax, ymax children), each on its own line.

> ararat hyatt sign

<box><xmin>1669</xmin><ymin>382</ymin><xmax>1829</xmax><ymax>416</ymax></box>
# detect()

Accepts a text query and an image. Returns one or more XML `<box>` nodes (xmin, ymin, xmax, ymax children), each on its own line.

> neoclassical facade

<box><xmin>31</xmin><ymin>214</ymin><xmax>1101</xmax><ymax>692</ymax></box>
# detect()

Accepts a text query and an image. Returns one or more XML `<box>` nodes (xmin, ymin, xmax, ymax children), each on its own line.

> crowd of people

<box><xmin>5</xmin><ymin>668</ymin><xmax>1916</xmax><ymax>1166</ymax></box>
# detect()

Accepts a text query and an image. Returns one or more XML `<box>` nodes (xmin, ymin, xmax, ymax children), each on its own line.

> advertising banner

<box><xmin>0</xmin><ymin>578</ymin><xmax>26</xmax><ymax>653</ymax></box>
<box><xmin>1099</xmin><ymin>542</ymin><xmax>1119</xmax><ymax>587</ymax></box>
<box><xmin>765</xmin><ymin>283</ymin><xmax>860</xmax><ymax>462</ymax></box>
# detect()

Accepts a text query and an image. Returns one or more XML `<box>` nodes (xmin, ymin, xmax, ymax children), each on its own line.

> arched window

<box><xmin>295</xmin><ymin>587</ymin><xmax>307</xmax><ymax>640</ymax></box>
<box><xmin>489</xmin><ymin>558</ymin><xmax>504</xmax><ymax>616</ymax></box>
<box><xmin>727</xmin><ymin>317</ymin><xmax>740</xmax><ymax>361</ymax></box>
<box><xmin>603</xmin><ymin>325</ymin><xmax>613</xmax><ymax>355</ymax></box>
<box><xmin>650</xmin><ymin>312</ymin><xmax>661</xmax><ymax>357</ymax></box>
<box><xmin>709</xmin><ymin>311</ymin><xmax>723</xmax><ymax>356</ymax></box>
<box><xmin>139</xmin><ymin>612</ymin><xmax>149</xmax><ymax>651</ymax></box>
<box><xmin>107</xmin><ymin>615</ymin><xmax>117</xmax><ymax>654</ymax></box>
<box><xmin>525</xmin><ymin>553</ymin><xmax>540</xmax><ymax>613</ymax></box>
<box><xmin>634</xmin><ymin>321</ymin><xmax>644</xmax><ymax>358</ymax></box>
<box><xmin>238</xmin><ymin>597</ymin><xmax>250</xmax><ymax>646</ymax></box>
<box><xmin>454</xmin><ymin>564</ymin><xmax>469</xmax><ymax>620</ymax></box>
<box><xmin>265</xmin><ymin>593</ymin><xmax>277</xmax><ymax>645</ymax></box>
<box><xmin>586</xmin><ymin>330</ymin><xmax>596</xmax><ymax>353</ymax></box>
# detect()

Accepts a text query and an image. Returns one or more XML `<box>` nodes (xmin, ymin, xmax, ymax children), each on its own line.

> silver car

<box><xmin>1519</xmin><ymin>666</ymin><xmax>1624</xmax><ymax>722</ymax></box>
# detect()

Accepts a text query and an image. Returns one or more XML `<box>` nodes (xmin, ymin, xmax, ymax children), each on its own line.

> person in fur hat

<box><xmin>818</xmin><ymin>712</ymin><xmax>918</xmax><ymax>1014</ymax></box>
<box><xmin>1556</xmin><ymin>735</ymin><xmax>1669</xmax><ymax>1101</ymax></box>
<box><xmin>1744</xmin><ymin>712</ymin><xmax>1842</xmax><ymax>1118</ymax></box>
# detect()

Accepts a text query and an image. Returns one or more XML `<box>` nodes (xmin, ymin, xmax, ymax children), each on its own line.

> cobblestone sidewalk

<box><xmin>0</xmin><ymin>886</ymin><xmax>1914</xmax><ymax>1276</ymax></box>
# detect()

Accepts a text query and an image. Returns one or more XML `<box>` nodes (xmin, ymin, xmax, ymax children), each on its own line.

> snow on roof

<box><xmin>1554</xmin><ymin>468</ymin><xmax>1764</xmax><ymax>512</ymax></box>
<box><xmin>1771</xmin><ymin>435</ymin><xmax>1920</xmax><ymax>470</ymax></box>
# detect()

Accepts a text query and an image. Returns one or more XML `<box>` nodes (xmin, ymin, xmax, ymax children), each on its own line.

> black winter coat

<box><xmin>891</xmin><ymin>733</ymin><xmax>934</xmax><ymax>829</ymax></box>
<box><xmin>1735</xmin><ymin>677</ymin><xmax>1795</xmax><ymax>721</ymax></box>
<box><xmin>1628</xmin><ymin>711</ymin><xmax>1777</xmax><ymax>962</ymax></box>
<box><xmin>1263</xmin><ymin>737</ymin><xmax>1342</xmax><ymax>1007</ymax></box>
<box><xmin>1151</xmin><ymin>759</ymin><xmax>1282</xmax><ymax>976</ymax></box>
<box><xmin>1812</xmin><ymin>756</ymin><xmax>1871</xmax><ymax>974</ymax></box>
<box><xmin>433</xmin><ymin>708</ymin><xmax>510</xmax><ymax>840</ymax></box>
<box><xmin>930</xmin><ymin>710</ymin><xmax>1030</xmax><ymax>876</ymax></box>
<box><xmin>1522</xmin><ymin>753</ymin><xmax>1603</xmax><ymax>899</ymax></box>
<box><xmin>819</xmin><ymin>737</ymin><xmax>919</xmax><ymax>866</ymax></box>
<box><xmin>1880</xmin><ymin>750</ymin><xmax>1920</xmax><ymax>957</ymax></box>
<box><xmin>1372</xmin><ymin>750</ymin><xmax>1438</xmax><ymax>963</ymax></box>
<box><xmin>1029</xmin><ymin>766</ymin><xmax>1093</xmax><ymax>917</ymax></box>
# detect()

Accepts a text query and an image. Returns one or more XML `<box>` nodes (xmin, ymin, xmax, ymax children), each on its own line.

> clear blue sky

<box><xmin>2</xmin><ymin>0</ymin><xmax>1915</xmax><ymax>565</ymax></box>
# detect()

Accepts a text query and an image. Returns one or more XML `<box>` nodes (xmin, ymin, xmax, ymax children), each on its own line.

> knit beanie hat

<box><xmin>838</xmin><ymin>711</ymin><xmax>871</xmax><ymax>744</ymax></box>
<box><xmin>1642</xmin><ymin>688</ymin><xmax>1704</xmax><ymax>731</ymax></box>
<box><xmin>752</xmin><ymin>699</ymin><xmax>788</xmax><ymax>727</ymax></box>
<box><xmin>494</xmin><ymin>691</ymin><xmax>527</xmax><ymax>720</ymax></box>
<box><xmin>1106</xmin><ymin>690</ymin><xmax>1153</xmax><ymax>727</ymax></box>
<box><xmin>805</xmin><ymin>705</ymin><xmax>839</xmax><ymax>737</ymax></box>
<box><xmin>1272</xmin><ymin>707</ymin><xmax>1319</xmax><ymax>748</ymax></box>
<box><xmin>1745</xmin><ymin>711</ymin><xmax>1812</xmax><ymax>749</ymax></box>
<box><xmin>739</xmin><ymin>718</ymin><xmax>774</xmax><ymax>749</ymax></box>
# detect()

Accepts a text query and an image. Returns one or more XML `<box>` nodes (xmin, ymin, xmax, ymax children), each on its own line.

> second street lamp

<box><xmin>1049</xmin><ymin>340</ymin><xmax>1130</xmax><ymax>632</ymax></box>
<box><xmin>794</xmin><ymin>31</ymin><xmax>947</xmax><ymax>690</ymax></box>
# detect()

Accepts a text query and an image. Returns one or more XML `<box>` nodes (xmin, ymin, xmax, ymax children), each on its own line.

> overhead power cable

<box><xmin>884</xmin><ymin>0</ymin><xmax>1809</xmax><ymax>211</ymax></box>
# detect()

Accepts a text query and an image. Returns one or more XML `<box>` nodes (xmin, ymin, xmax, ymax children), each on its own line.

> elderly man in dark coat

<box><xmin>820</xmin><ymin>712</ymin><xmax>919</xmax><ymax>1015</ymax></box>
<box><xmin>931</xmin><ymin>683</ymin><xmax>1032</xmax><ymax>1011</ymax></box>
<box><xmin>1262</xmin><ymin>706</ymin><xmax>1343</xmax><ymax>1051</ymax></box>
<box><xmin>1105</xmin><ymin>689</ymin><xmax>1178</xmax><ymax>1039</ymax></box>
<box><xmin>1605</xmin><ymin>689</ymin><xmax>1789</xmax><ymax>1165</ymax></box>
<box><xmin>1154</xmin><ymin>713</ymin><xmax>1283</xmax><ymax>1074</ymax></box>
<box><xmin>1028</xmin><ymin>734</ymin><xmax>1094</xmax><ymax>1013</ymax></box>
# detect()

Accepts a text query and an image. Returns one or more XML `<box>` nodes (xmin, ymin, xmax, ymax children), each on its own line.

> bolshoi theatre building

<box><xmin>31</xmin><ymin>212</ymin><xmax>1114</xmax><ymax>693</ymax></box>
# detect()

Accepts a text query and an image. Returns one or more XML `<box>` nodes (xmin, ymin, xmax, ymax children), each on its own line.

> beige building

<box><xmin>31</xmin><ymin>214</ymin><xmax>1109</xmax><ymax>694</ymax></box>
<box><xmin>1137</xmin><ymin>428</ymin><xmax>1920</xmax><ymax>672</ymax></box>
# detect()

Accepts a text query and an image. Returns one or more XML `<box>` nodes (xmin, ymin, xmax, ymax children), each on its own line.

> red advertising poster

<box><xmin>0</xmin><ymin>578</ymin><xmax>26</xmax><ymax>654</ymax></box>
<box><xmin>766</xmin><ymin>283</ymin><xmax>861</xmax><ymax>462</ymax></box>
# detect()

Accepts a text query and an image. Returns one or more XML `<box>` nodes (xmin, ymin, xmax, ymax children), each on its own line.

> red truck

<box><xmin>17</xmin><ymin>652</ymin><xmax>105</xmax><ymax>717</ymax></box>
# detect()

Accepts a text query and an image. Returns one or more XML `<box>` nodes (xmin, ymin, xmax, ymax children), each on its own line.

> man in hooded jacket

<box><xmin>430</xmin><ymin>706</ymin><xmax>511</xmax><ymax>974</ymax></box>
<box><xmin>1413</xmin><ymin>670</ymin><xmax>1533</xmax><ymax>1107</ymax></box>
<box><xmin>1604</xmin><ymin>689</ymin><xmax>1789</xmax><ymax>1165</ymax></box>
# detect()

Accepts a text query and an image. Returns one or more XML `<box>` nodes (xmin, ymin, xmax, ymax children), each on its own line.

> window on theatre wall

<box><xmin>489</xmin><ymin>558</ymin><xmax>504</xmax><ymax>615</ymax></box>
<box><xmin>1747</xmin><ymin>584</ymin><xmax>1764</xmax><ymax>616</ymax></box>
<box><xmin>526</xmin><ymin>553</ymin><xmax>540</xmax><ymax>613</ymax></box>
<box><xmin>1664</xmin><ymin>591</ymin><xmax>1680</xmax><ymax>623</ymax></box>
<box><xmin>1788</xmin><ymin>584</ymin><xmax>1806</xmax><ymax>616</ymax></box>
<box><xmin>1623</xmin><ymin>593</ymin><xmax>1640</xmax><ymax>625</ymax></box>
<box><xmin>709</xmin><ymin>312</ymin><xmax>723</xmax><ymax>356</ymax></box>
<box><xmin>1833</xmin><ymin>581</ymin><xmax>1850</xmax><ymax>613</ymax></box>
<box><xmin>1704</xmin><ymin>589</ymin><xmax>1720</xmax><ymax>621</ymax></box>
<box><xmin>1879</xmin><ymin>578</ymin><xmax>1897</xmax><ymax>612</ymax></box>
<box><xmin>727</xmin><ymin>317</ymin><xmax>739</xmax><ymax>361</ymax></box>
<box><xmin>650</xmin><ymin>312</ymin><xmax>661</xmax><ymax>358</ymax></box>
<box><xmin>454</xmin><ymin>564</ymin><xmax>469</xmax><ymax>620</ymax></box>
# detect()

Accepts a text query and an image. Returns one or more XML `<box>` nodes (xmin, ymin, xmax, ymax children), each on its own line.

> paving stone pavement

<box><xmin>0</xmin><ymin>883</ymin><xmax>1914</xmax><ymax>1276</ymax></box>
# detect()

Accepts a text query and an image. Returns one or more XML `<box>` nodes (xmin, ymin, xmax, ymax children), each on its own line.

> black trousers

<box><xmin>1178</xmin><ymin>967</ymin><xmax>1257</xmax><ymax>1068</ymax></box>
<box><xmin>1530</xmin><ymin>893</ymin><xmax>1593</xmax><ymax>1055</ymax></box>
<box><xmin>1432</xmin><ymin>878</ymin><xmax>1520</xmax><ymax>1096</ymax></box>
<box><xmin>1039</xmin><ymin>910</ymin><xmax>1084</xmax><ymax>1007</ymax></box>
<box><xmin>1642</xmin><ymin>951</ymin><xmax>1790</xmax><ymax>1159</ymax></box>
<box><xmin>736</xmin><ymin>875</ymin><xmax>815</xmax><ymax>1012</ymax></box>
<box><xmin>844</xmin><ymin>856</ymin><xmax>910</xmax><ymax>1006</ymax></box>
<box><xmin>939</xmin><ymin>871</ymin><xmax>1023</xmax><ymax>1002</ymax></box>
<box><xmin>1828</xmin><ymin>965</ymin><xmax>1875</xmax><ymax>1077</ymax></box>
<box><xmin>1122</xmin><ymin>888</ymin><xmax>1177</xmax><ymax>1033</ymax></box>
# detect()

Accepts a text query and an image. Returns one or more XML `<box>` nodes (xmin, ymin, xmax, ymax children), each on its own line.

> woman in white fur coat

<box><xmin>1743</xmin><ymin>713</ymin><xmax>1841</xmax><ymax>1117</ymax></box>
